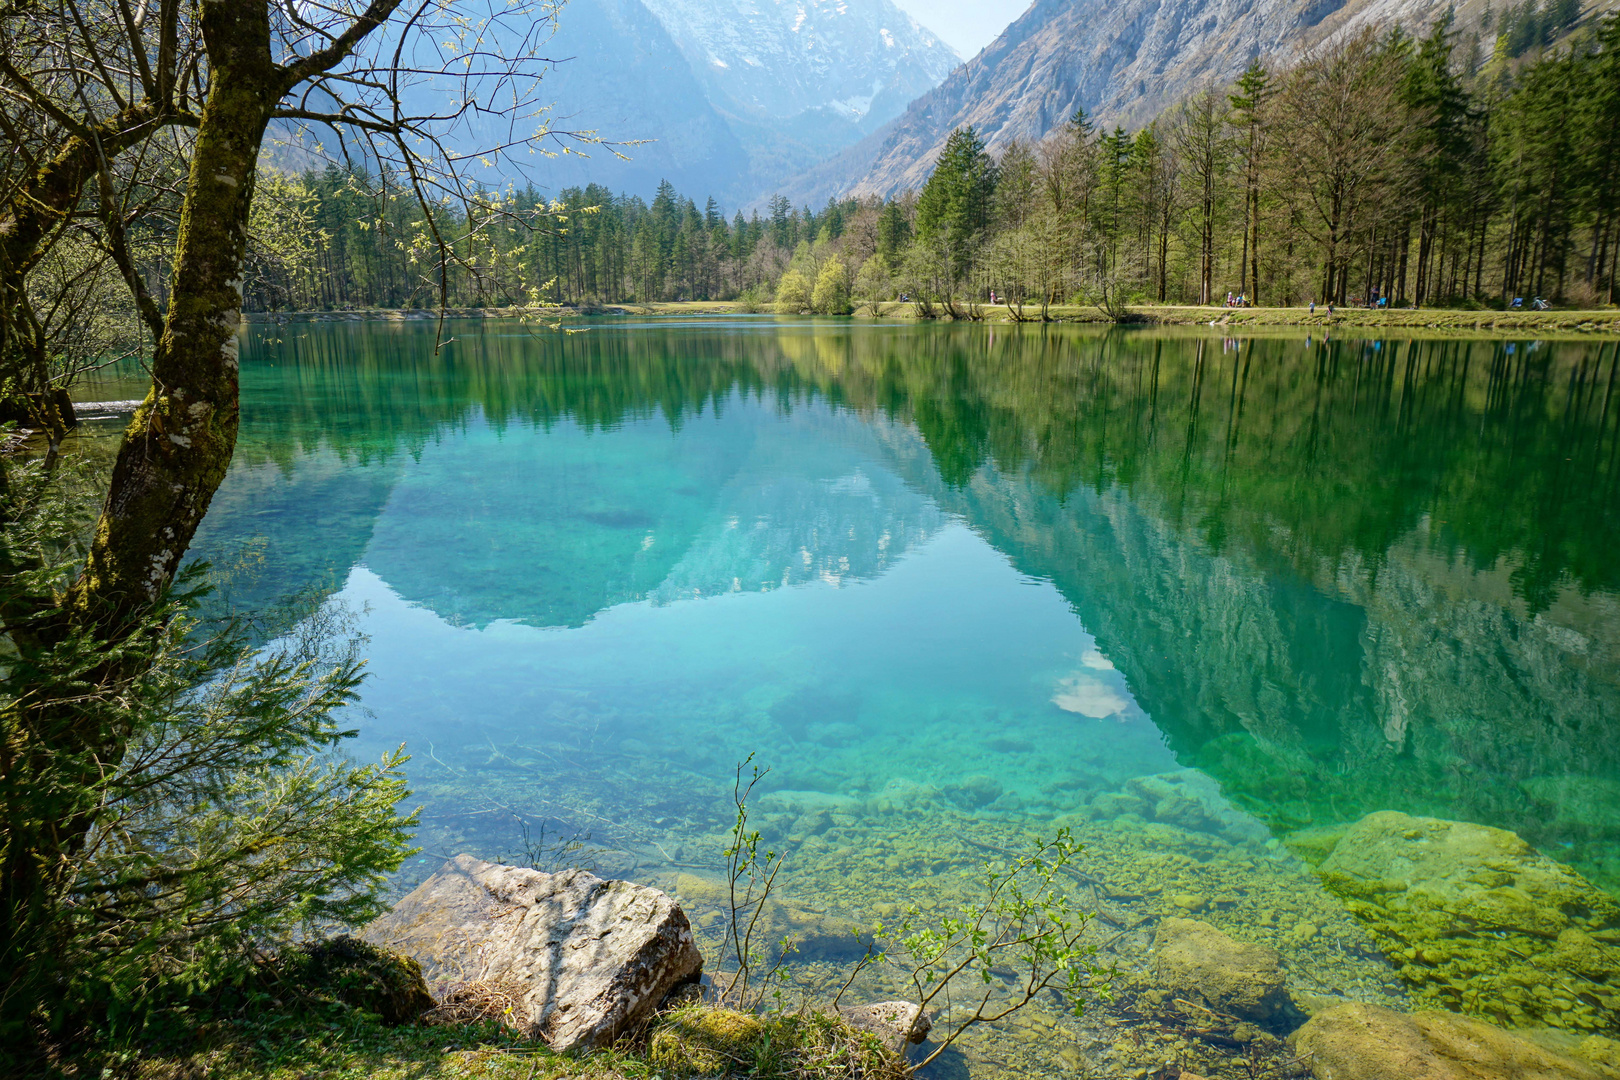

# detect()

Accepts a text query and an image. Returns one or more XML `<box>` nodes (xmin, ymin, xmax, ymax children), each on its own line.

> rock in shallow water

<box><xmin>1292</xmin><ymin>1002</ymin><xmax>1614</xmax><ymax>1080</ymax></box>
<box><xmin>1152</xmin><ymin>917</ymin><xmax>1297</xmax><ymax>1028</ymax></box>
<box><xmin>836</xmin><ymin>1000</ymin><xmax>932</xmax><ymax>1053</ymax></box>
<box><xmin>362</xmin><ymin>854</ymin><xmax>702</xmax><ymax>1051</ymax></box>
<box><xmin>1313</xmin><ymin>811</ymin><xmax>1620</xmax><ymax>1032</ymax></box>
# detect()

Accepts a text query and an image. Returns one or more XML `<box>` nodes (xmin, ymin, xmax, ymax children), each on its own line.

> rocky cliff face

<box><xmin>794</xmin><ymin>0</ymin><xmax>1617</xmax><ymax>200</ymax></box>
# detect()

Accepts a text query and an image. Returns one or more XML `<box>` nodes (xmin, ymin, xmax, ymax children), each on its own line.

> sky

<box><xmin>891</xmin><ymin>0</ymin><xmax>1028</xmax><ymax>59</ymax></box>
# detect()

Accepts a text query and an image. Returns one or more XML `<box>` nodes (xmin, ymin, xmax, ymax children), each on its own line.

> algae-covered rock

<box><xmin>279</xmin><ymin>935</ymin><xmax>434</xmax><ymax>1024</ymax></box>
<box><xmin>1291</xmin><ymin>1002</ymin><xmax>1612</xmax><ymax>1080</ymax></box>
<box><xmin>648</xmin><ymin>1007</ymin><xmax>766</xmax><ymax>1074</ymax></box>
<box><xmin>649</xmin><ymin>1005</ymin><xmax>911</xmax><ymax>1078</ymax></box>
<box><xmin>1316</xmin><ymin>811</ymin><xmax>1620</xmax><ymax>1033</ymax></box>
<box><xmin>1152</xmin><ymin>918</ymin><xmax>1296</xmax><ymax>1028</ymax></box>
<box><xmin>1282</xmin><ymin>824</ymin><xmax>1349</xmax><ymax>867</ymax></box>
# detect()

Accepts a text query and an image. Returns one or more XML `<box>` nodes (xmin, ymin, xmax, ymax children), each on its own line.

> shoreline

<box><xmin>242</xmin><ymin>302</ymin><xmax>1620</xmax><ymax>335</ymax></box>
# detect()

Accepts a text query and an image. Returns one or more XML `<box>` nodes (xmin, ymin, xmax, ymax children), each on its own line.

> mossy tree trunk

<box><xmin>68</xmin><ymin>0</ymin><xmax>403</xmax><ymax>634</ymax></box>
<box><xmin>63</xmin><ymin>3</ymin><xmax>280</xmax><ymax>634</ymax></box>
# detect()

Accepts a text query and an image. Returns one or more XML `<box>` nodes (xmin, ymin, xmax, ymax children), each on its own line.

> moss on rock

<box><xmin>646</xmin><ymin>1005</ymin><xmax>909</xmax><ymax>1080</ymax></box>
<box><xmin>277</xmin><ymin>935</ymin><xmax>435</xmax><ymax>1025</ymax></box>
<box><xmin>1314</xmin><ymin>811</ymin><xmax>1620</xmax><ymax>1033</ymax></box>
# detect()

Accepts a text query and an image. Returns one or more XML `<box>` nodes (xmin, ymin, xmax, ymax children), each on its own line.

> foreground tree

<box><xmin>0</xmin><ymin>0</ymin><xmax>568</xmax><ymax>1056</ymax></box>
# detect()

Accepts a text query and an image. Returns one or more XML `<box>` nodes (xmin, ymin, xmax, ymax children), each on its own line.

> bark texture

<box><xmin>65</xmin><ymin>2</ymin><xmax>278</xmax><ymax>633</ymax></box>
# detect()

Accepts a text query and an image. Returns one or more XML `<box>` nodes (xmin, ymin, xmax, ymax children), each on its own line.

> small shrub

<box><xmin>811</xmin><ymin>260</ymin><xmax>852</xmax><ymax>315</ymax></box>
<box><xmin>775</xmin><ymin>271</ymin><xmax>812</xmax><ymax>314</ymax></box>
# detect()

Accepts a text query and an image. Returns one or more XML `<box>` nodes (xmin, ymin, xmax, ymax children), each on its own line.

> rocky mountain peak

<box><xmin>639</xmin><ymin>0</ymin><xmax>959</xmax><ymax>131</ymax></box>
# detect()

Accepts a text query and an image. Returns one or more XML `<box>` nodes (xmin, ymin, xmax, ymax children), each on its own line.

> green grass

<box><xmin>106</xmin><ymin>1000</ymin><xmax>906</xmax><ymax>1080</ymax></box>
<box><xmin>243</xmin><ymin>301</ymin><xmax>1620</xmax><ymax>335</ymax></box>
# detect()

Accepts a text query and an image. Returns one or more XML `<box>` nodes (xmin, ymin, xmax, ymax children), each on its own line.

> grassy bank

<box><xmin>112</xmin><ymin>1003</ymin><xmax>905</xmax><ymax>1080</ymax></box>
<box><xmin>244</xmin><ymin>302</ymin><xmax>1620</xmax><ymax>334</ymax></box>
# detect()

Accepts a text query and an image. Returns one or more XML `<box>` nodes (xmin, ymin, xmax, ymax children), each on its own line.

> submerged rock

<box><xmin>1314</xmin><ymin>811</ymin><xmax>1620</xmax><ymax>1033</ymax></box>
<box><xmin>362</xmin><ymin>854</ymin><xmax>702</xmax><ymax>1051</ymax></box>
<box><xmin>1151</xmin><ymin>917</ymin><xmax>1296</xmax><ymax>1028</ymax></box>
<box><xmin>1292</xmin><ymin>1002</ymin><xmax>1615</xmax><ymax>1080</ymax></box>
<box><xmin>836</xmin><ymin>1001</ymin><xmax>932</xmax><ymax>1053</ymax></box>
<box><xmin>1084</xmin><ymin>770</ymin><xmax>1270</xmax><ymax>846</ymax></box>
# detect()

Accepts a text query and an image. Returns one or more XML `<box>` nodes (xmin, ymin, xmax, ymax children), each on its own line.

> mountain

<box><xmin>785</xmin><ymin>0</ymin><xmax>1614</xmax><ymax>201</ymax></box>
<box><xmin>512</xmin><ymin>0</ymin><xmax>753</xmax><ymax>201</ymax></box>
<box><xmin>270</xmin><ymin>0</ymin><xmax>957</xmax><ymax>205</ymax></box>
<box><xmin>638</xmin><ymin>0</ymin><xmax>959</xmax><ymax>183</ymax></box>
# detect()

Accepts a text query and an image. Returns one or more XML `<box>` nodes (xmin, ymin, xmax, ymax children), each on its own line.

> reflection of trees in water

<box><xmin>202</xmin><ymin>320</ymin><xmax>1620</xmax><ymax>872</ymax></box>
<box><xmin>228</xmin><ymin>322</ymin><xmax>1620</xmax><ymax>615</ymax></box>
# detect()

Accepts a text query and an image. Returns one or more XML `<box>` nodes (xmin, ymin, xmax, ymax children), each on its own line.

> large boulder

<box><xmin>362</xmin><ymin>855</ymin><xmax>702</xmax><ymax>1051</ymax></box>
<box><xmin>1314</xmin><ymin>811</ymin><xmax>1620</xmax><ymax>1032</ymax></box>
<box><xmin>1292</xmin><ymin>1003</ymin><xmax>1615</xmax><ymax>1080</ymax></box>
<box><xmin>1151</xmin><ymin>917</ymin><xmax>1295</xmax><ymax>1028</ymax></box>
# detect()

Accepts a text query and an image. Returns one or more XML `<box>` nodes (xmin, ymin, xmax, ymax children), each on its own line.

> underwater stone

<box><xmin>1315</xmin><ymin>811</ymin><xmax>1620</xmax><ymax>1033</ymax></box>
<box><xmin>836</xmin><ymin>1001</ymin><xmax>931</xmax><ymax>1053</ymax></box>
<box><xmin>1152</xmin><ymin>918</ymin><xmax>1295</xmax><ymax>1028</ymax></box>
<box><xmin>1519</xmin><ymin>776</ymin><xmax>1620</xmax><ymax>834</ymax></box>
<box><xmin>362</xmin><ymin>854</ymin><xmax>702</xmax><ymax>1052</ymax></box>
<box><xmin>1291</xmin><ymin>1002</ymin><xmax>1612</xmax><ymax>1080</ymax></box>
<box><xmin>942</xmin><ymin>774</ymin><xmax>1003</xmax><ymax>810</ymax></box>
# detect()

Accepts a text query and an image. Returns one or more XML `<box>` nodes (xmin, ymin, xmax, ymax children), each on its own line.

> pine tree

<box><xmin>1229</xmin><ymin>60</ymin><xmax>1272</xmax><ymax>303</ymax></box>
<box><xmin>915</xmin><ymin>127</ymin><xmax>999</xmax><ymax>288</ymax></box>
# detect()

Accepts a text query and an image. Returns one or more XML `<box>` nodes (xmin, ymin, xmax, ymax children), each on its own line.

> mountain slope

<box><xmin>809</xmin><ymin>0</ymin><xmax>1615</xmax><ymax>199</ymax></box>
<box><xmin>642</xmin><ymin>0</ymin><xmax>958</xmax><ymax>128</ymax></box>
<box><xmin>492</xmin><ymin>0</ymin><xmax>752</xmax><ymax>200</ymax></box>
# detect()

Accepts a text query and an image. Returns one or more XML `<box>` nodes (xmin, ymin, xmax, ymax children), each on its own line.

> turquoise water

<box><xmin>83</xmin><ymin>319</ymin><xmax>1620</xmax><ymax>1072</ymax></box>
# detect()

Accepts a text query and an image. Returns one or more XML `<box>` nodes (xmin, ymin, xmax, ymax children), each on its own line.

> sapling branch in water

<box><xmin>717</xmin><ymin>755</ymin><xmax>797</xmax><ymax>1011</ymax></box>
<box><xmin>878</xmin><ymin>829</ymin><xmax>1115</xmax><ymax>1069</ymax></box>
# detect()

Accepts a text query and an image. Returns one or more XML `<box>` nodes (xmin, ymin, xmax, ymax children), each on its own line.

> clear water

<box><xmin>82</xmin><ymin>319</ymin><xmax>1620</xmax><ymax>1072</ymax></box>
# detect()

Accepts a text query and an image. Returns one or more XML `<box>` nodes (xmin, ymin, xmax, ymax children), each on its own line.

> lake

<box><xmin>84</xmin><ymin>318</ymin><xmax>1620</xmax><ymax>1075</ymax></box>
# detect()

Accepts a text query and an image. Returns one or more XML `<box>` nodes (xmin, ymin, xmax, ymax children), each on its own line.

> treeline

<box><xmin>238</xmin><ymin>173</ymin><xmax>897</xmax><ymax>312</ymax></box>
<box><xmin>231</xmin><ymin>11</ymin><xmax>1620</xmax><ymax>313</ymax></box>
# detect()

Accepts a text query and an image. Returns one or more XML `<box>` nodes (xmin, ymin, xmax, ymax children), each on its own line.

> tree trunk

<box><xmin>67</xmin><ymin>5</ymin><xmax>278</xmax><ymax>635</ymax></box>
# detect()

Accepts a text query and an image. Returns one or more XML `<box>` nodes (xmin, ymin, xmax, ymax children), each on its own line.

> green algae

<box><xmin>1308</xmin><ymin>812</ymin><xmax>1620</xmax><ymax>1034</ymax></box>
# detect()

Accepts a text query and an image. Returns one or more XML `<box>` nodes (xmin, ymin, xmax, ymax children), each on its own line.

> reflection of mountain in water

<box><xmin>363</xmin><ymin>401</ymin><xmax>944</xmax><ymax>628</ymax></box>
<box><xmin>652</xmin><ymin>419</ymin><xmax>945</xmax><ymax>604</ymax></box>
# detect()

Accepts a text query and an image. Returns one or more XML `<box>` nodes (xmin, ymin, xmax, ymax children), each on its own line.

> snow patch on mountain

<box><xmin>639</xmin><ymin>0</ymin><xmax>959</xmax><ymax>131</ymax></box>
